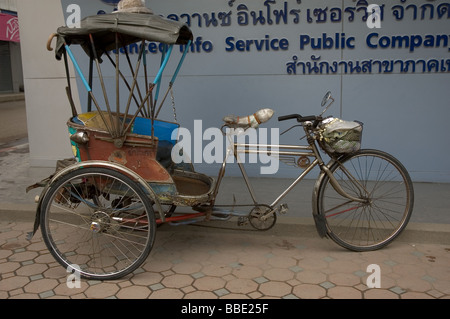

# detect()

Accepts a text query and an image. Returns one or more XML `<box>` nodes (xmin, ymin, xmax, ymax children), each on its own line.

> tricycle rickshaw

<box><xmin>27</xmin><ymin>6</ymin><xmax>414</xmax><ymax>280</ymax></box>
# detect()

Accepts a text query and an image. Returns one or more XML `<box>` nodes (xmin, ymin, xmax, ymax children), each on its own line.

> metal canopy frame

<box><xmin>48</xmin><ymin>12</ymin><xmax>193</xmax><ymax>143</ymax></box>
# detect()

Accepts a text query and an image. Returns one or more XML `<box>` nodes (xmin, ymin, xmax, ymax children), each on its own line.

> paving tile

<box><xmin>328</xmin><ymin>273</ymin><xmax>361</xmax><ymax>287</ymax></box>
<box><xmin>392</xmin><ymin>264</ymin><xmax>427</xmax><ymax>277</ymax></box>
<box><xmin>201</xmin><ymin>264</ymin><xmax>232</xmax><ymax>277</ymax></box>
<box><xmin>208</xmin><ymin>252</ymin><xmax>238</xmax><ymax>265</ymax></box>
<box><xmin>328</xmin><ymin>260</ymin><xmax>361</xmax><ymax>274</ymax></box>
<box><xmin>84</xmin><ymin>283</ymin><xmax>120</xmax><ymax>299</ymax></box>
<box><xmin>193</xmin><ymin>276</ymin><xmax>226</xmax><ymax>291</ymax></box>
<box><xmin>433</xmin><ymin>280</ymin><xmax>450</xmax><ymax>295</ymax></box>
<box><xmin>214</xmin><ymin>288</ymin><xmax>230</xmax><ymax>297</ymax></box>
<box><xmin>267</xmin><ymin>256</ymin><xmax>297</xmax><ymax>268</ymax></box>
<box><xmin>29</xmin><ymin>274</ymin><xmax>44</xmax><ymax>281</ymax></box>
<box><xmin>8</xmin><ymin>250</ymin><xmax>38</xmax><ymax>263</ymax></box>
<box><xmin>191</xmin><ymin>272</ymin><xmax>205</xmax><ymax>279</ymax></box>
<box><xmin>0</xmin><ymin>261</ymin><xmax>21</xmax><ymax>273</ymax></box>
<box><xmin>162</xmin><ymin>274</ymin><xmax>194</xmax><ymax>288</ymax></box>
<box><xmin>264</xmin><ymin>268</ymin><xmax>294</xmax><ymax>281</ymax></box>
<box><xmin>327</xmin><ymin>286</ymin><xmax>362</xmax><ymax>299</ymax></box>
<box><xmin>258</xmin><ymin>281</ymin><xmax>292</xmax><ymax>298</ymax></box>
<box><xmin>8</xmin><ymin>293</ymin><xmax>40</xmax><ymax>299</ymax></box>
<box><xmin>248</xmin><ymin>291</ymin><xmax>263</xmax><ymax>299</ymax></box>
<box><xmin>253</xmin><ymin>276</ymin><xmax>269</xmax><ymax>284</ymax></box>
<box><xmin>16</xmin><ymin>263</ymin><xmax>48</xmax><ymax>277</ymax></box>
<box><xmin>221</xmin><ymin>293</ymin><xmax>250</xmax><ymax>299</ymax></box>
<box><xmin>426</xmin><ymin>289</ymin><xmax>444</xmax><ymax>298</ymax></box>
<box><xmin>401</xmin><ymin>291</ymin><xmax>435</xmax><ymax>299</ymax></box>
<box><xmin>297</xmin><ymin>257</ymin><xmax>329</xmax><ymax>270</ymax></box>
<box><xmin>42</xmin><ymin>266</ymin><xmax>67</xmax><ymax>279</ymax></box>
<box><xmin>149</xmin><ymin>288</ymin><xmax>184</xmax><ymax>299</ymax></box>
<box><xmin>296</xmin><ymin>270</ymin><xmax>327</xmax><ymax>284</ymax></box>
<box><xmin>172</xmin><ymin>261</ymin><xmax>202</xmax><ymax>275</ymax></box>
<box><xmin>292</xmin><ymin>284</ymin><xmax>327</xmax><ymax>299</ymax></box>
<box><xmin>0</xmin><ymin>249</ymin><xmax>13</xmax><ymax>259</ymax></box>
<box><xmin>319</xmin><ymin>281</ymin><xmax>336</xmax><ymax>289</ymax></box>
<box><xmin>389</xmin><ymin>286</ymin><xmax>406</xmax><ymax>294</ymax></box>
<box><xmin>24</xmin><ymin>278</ymin><xmax>59</xmax><ymax>294</ymax></box>
<box><xmin>0</xmin><ymin>276</ymin><xmax>30</xmax><ymax>292</ymax></box>
<box><xmin>39</xmin><ymin>291</ymin><xmax>55</xmax><ymax>299</ymax></box>
<box><xmin>364</xmin><ymin>289</ymin><xmax>399</xmax><ymax>299</ymax></box>
<box><xmin>181</xmin><ymin>285</ymin><xmax>196</xmax><ymax>294</ymax></box>
<box><xmin>226</xmin><ymin>278</ymin><xmax>258</xmax><ymax>294</ymax></box>
<box><xmin>131</xmin><ymin>272</ymin><xmax>163</xmax><ymax>286</ymax></box>
<box><xmin>149</xmin><ymin>283</ymin><xmax>164</xmax><ymax>291</ymax></box>
<box><xmin>232</xmin><ymin>265</ymin><xmax>263</xmax><ymax>279</ymax></box>
<box><xmin>427</xmin><ymin>266</ymin><xmax>450</xmax><ymax>282</ymax></box>
<box><xmin>237</xmin><ymin>252</ymin><xmax>268</xmax><ymax>266</ymax></box>
<box><xmin>116</xmin><ymin>286</ymin><xmax>151</xmax><ymax>299</ymax></box>
<box><xmin>184</xmin><ymin>290</ymin><xmax>218</xmax><ymax>299</ymax></box>
<box><xmin>396</xmin><ymin>276</ymin><xmax>433</xmax><ymax>293</ymax></box>
<box><xmin>142</xmin><ymin>259</ymin><xmax>173</xmax><ymax>273</ymax></box>
<box><xmin>289</xmin><ymin>265</ymin><xmax>303</xmax><ymax>273</ymax></box>
<box><xmin>34</xmin><ymin>253</ymin><xmax>56</xmax><ymax>265</ymax></box>
<box><xmin>0</xmin><ymin>230</ymin><xmax>22</xmax><ymax>240</ymax></box>
<box><xmin>53</xmin><ymin>281</ymin><xmax>89</xmax><ymax>296</ymax></box>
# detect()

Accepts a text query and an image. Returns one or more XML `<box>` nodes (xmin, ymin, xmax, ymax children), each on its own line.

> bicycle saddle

<box><xmin>223</xmin><ymin>108</ymin><xmax>274</xmax><ymax>129</ymax></box>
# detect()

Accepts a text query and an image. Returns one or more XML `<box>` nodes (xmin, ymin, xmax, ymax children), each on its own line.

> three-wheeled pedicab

<box><xmin>27</xmin><ymin>8</ymin><xmax>414</xmax><ymax>280</ymax></box>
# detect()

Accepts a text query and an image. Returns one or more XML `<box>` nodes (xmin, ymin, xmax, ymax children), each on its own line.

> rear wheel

<box><xmin>317</xmin><ymin>149</ymin><xmax>414</xmax><ymax>251</ymax></box>
<box><xmin>40</xmin><ymin>167</ymin><xmax>156</xmax><ymax>280</ymax></box>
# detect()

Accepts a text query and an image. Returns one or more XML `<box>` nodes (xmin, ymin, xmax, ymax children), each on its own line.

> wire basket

<box><xmin>318</xmin><ymin>118</ymin><xmax>363</xmax><ymax>155</ymax></box>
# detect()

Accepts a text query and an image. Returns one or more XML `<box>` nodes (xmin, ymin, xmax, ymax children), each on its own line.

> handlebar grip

<box><xmin>300</xmin><ymin>115</ymin><xmax>318</xmax><ymax>122</ymax></box>
<box><xmin>278</xmin><ymin>114</ymin><xmax>300</xmax><ymax>121</ymax></box>
<box><xmin>278</xmin><ymin>114</ymin><xmax>319</xmax><ymax>122</ymax></box>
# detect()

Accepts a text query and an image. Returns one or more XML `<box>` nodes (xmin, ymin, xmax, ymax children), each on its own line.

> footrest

<box><xmin>171</xmin><ymin>170</ymin><xmax>215</xmax><ymax>206</ymax></box>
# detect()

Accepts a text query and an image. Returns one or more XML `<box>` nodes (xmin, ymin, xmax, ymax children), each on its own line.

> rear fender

<box><xmin>26</xmin><ymin>160</ymin><xmax>162</xmax><ymax>240</ymax></box>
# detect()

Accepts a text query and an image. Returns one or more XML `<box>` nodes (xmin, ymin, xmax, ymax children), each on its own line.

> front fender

<box><xmin>26</xmin><ymin>160</ymin><xmax>163</xmax><ymax>240</ymax></box>
<box><xmin>311</xmin><ymin>157</ymin><xmax>340</xmax><ymax>238</ymax></box>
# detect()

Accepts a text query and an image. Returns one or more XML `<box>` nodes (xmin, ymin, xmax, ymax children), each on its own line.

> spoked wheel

<box><xmin>317</xmin><ymin>149</ymin><xmax>414</xmax><ymax>251</ymax></box>
<box><xmin>40</xmin><ymin>167</ymin><xmax>156</xmax><ymax>280</ymax></box>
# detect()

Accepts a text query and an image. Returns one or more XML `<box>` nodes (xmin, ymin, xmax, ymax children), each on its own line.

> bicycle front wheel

<box><xmin>40</xmin><ymin>167</ymin><xmax>156</xmax><ymax>280</ymax></box>
<box><xmin>317</xmin><ymin>149</ymin><xmax>414</xmax><ymax>251</ymax></box>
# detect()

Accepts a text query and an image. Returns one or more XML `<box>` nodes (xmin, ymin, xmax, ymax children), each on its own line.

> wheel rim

<box><xmin>320</xmin><ymin>151</ymin><xmax>413</xmax><ymax>250</ymax></box>
<box><xmin>41</xmin><ymin>169</ymin><xmax>155</xmax><ymax>279</ymax></box>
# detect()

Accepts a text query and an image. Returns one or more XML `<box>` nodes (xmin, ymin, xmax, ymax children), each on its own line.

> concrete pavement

<box><xmin>0</xmin><ymin>218</ymin><xmax>449</xmax><ymax>300</ymax></box>
<box><xmin>0</xmin><ymin>97</ymin><xmax>449</xmax><ymax>300</ymax></box>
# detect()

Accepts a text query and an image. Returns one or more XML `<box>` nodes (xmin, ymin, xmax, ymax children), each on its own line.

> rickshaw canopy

<box><xmin>54</xmin><ymin>12</ymin><xmax>193</xmax><ymax>60</ymax></box>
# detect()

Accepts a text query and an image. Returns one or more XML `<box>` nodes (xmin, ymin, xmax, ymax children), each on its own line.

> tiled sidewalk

<box><xmin>1</xmin><ymin>220</ymin><xmax>449</xmax><ymax>299</ymax></box>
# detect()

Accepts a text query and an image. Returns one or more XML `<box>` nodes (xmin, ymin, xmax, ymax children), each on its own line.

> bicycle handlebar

<box><xmin>278</xmin><ymin>114</ymin><xmax>321</xmax><ymax>124</ymax></box>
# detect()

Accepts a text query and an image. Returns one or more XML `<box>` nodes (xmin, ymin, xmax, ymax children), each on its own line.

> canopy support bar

<box><xmin>62</xmin><ymin>51</ymin><xmax>78</xmax><ymax>117</ymax></box>
<box><xmin>64</xmin><ymin>43</ymin><xmax>114</xmax><ymax>136</ymax></box>
<box><xmin>88</xmin><ymin>34</ymin><xmax>116</xmax><ymax>136</ymax></box>
<box><xmin>121</xmin><ymin>39</ymin><xmax>146</xmax><ymax>136</ymax></box>
<box><xmin>103</xmin><ymin>51</ymin><xmax>142</xmax><ymax>117</ymax></box>
<box><xmin>155</xmin><ymin>41</ymin><xmax>191</xmax><ymax>118</ymax></box>
<box><xmin>122</xmin><ymin>38</ymin><xmax>146</xmax><ymax>117</ymax></box>
<box><xmin>115</xmin><ymin>31</ymin><xmax>121</xmax><ymax>138</ymax></box>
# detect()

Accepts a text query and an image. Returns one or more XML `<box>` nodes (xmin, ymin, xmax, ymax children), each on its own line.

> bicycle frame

<box><xmin>209</xmin><ymin>124</ymin><xmax>367</xmax><ymax>219</ymax></box>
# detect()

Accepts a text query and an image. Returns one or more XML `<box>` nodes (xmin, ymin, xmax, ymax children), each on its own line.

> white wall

<box><xmin>0</xmin><ymin>0</ymin><xmax>17</xmax><ymax>11</ymax></box>
<box><xmin>17</xmin><ymin>0</ymin><xmax>81</xmax><ymax>166</ymax></box>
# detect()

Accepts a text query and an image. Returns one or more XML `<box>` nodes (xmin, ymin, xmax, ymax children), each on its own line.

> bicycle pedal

<box><xmin>279</xmin><ymin>203</ymin><xmax>289</xmax><ymax>215</ymax></box>
<box><xmin>237</xmin><ymin>217</ymin><xmax>248</xmax><ymax>226</ymax></box>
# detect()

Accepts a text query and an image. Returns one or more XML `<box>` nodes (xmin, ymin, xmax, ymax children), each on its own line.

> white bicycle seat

<box><xmin>223</xmin><ymin>108</ymin><xmax>274</xmax><ymax>129</ymax></box>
